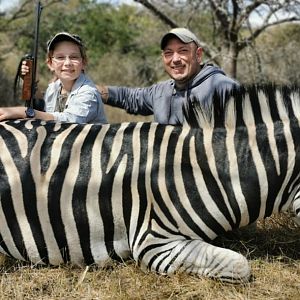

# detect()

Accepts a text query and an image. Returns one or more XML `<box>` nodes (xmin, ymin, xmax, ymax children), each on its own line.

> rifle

<box><xmin>14</xmin><ymin>1</ymin><xmax>43</xmax><ymax>111</ymax></box>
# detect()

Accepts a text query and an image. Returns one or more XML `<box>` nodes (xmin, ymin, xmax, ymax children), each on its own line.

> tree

<box><xmin>133</xmin><ymin>0</ymin><xmax>300</xmax><ymax>79</ymax></box>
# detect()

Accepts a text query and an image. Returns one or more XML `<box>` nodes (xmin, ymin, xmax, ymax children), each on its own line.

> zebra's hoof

<box><xmin>292</xmin><ymin>217</ymin><xmax>300</xmax><ymax>227</ymax></box>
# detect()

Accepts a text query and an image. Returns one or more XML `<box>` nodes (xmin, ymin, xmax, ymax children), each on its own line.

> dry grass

<box><xmin>0</xmin><ymin>213</ymin><xmax>299</xmax><ymax>300</ymax></box>
<box><xmin>104</xmin><ymin>105</ymin><xmax>153</xmax><ymax>124</ymax></box>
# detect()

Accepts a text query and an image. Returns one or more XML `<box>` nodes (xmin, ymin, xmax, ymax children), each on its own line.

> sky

<box><xmin>0</xmin><ymin>0</ymin><xmax>135</xmax><ymax>13</ymax></box>
<box><xmin>0</xmin><ymin>0</ymin><xmax>19</xmax><ymax>12</ymax></box>
<box><xmin>0</xmin><ymin>0</ymin><xmax>296</xmax><ymax>27</ymax></box>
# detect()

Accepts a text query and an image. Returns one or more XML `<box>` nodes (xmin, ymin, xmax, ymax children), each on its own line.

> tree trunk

<box><xmin>222</xmin><ymin>43</ymin><xmax>238</xmax><ymax>79</ymax></box>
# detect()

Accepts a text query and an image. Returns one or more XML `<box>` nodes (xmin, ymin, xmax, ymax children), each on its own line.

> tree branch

<box><xmin>239</xmin><ymin>16</ymin><xmax>299</xmax><ymax>51</ymax></box>
<box><xmin>133</xmin><ymin>0</ymin><xmax>178</xmax><ymax>28</ymax></box>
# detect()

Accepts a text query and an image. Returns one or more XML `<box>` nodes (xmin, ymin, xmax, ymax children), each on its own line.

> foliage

<box><xmin>0</xmin><ymin>67</ymin><xmax>16</xmax><ymax>106</ymax></box>
<box><xmin>238</xmin><ymin>23</ymin><xmax>300</xmax><ymax>84</ymax></box>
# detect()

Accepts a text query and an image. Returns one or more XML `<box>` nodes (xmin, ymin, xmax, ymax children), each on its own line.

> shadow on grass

<box><xmin>213</xmin><ymin>212</ymin><xmax>300</xmax><ymax>262</ymax></box>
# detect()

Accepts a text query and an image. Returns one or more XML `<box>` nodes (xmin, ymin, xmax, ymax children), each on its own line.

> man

<box><xmin>99</xmin><ymin>28</ymin><xmax>239</xmax><ymax>125</ymax></box>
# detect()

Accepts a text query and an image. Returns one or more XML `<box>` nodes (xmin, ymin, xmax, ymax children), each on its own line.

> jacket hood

<box><xmin>187</xmin><ymin>64</ymin><xmax>226</xmax><ymax>90</ymax></box>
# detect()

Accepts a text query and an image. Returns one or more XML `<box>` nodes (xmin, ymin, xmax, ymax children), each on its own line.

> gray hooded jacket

<box><xmin>107</xmin><ymin>64</ymin><xmax>239</xmax><ymax>125</ymax></box>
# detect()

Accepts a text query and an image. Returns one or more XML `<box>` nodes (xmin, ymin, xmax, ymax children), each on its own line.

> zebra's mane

<box><xmin>184</xmin><ymin>84</ymin><xmax>300</xmax><ymax>129</ymax></box>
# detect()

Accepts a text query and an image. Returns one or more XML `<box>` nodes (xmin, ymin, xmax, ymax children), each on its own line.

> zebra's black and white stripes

<box><xmin>0</xmin><ymin>84</ymin><xmax>300</xmax><ymax>282</ymax></box>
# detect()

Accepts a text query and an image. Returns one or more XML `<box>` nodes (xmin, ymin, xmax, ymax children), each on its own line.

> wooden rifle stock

<box><xmin>13</xmin><ymin>1</ymin><xmax>43</xmax><ymax>107</ymax></box>
<box><xmin>21</xmin><ymin>56</ymin><xmax>34</xmax><ymax>101</ymax></box>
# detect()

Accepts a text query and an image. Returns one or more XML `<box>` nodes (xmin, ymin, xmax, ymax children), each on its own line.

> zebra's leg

<box><xmin>136</xmin><ymin>238</ymin><xmax>251</xmax><ymax>283</ymax></box>
<box><xmin>292</xmin><ymin>192</ymin><xmax>300</xmax><ymax>226</ymax></box>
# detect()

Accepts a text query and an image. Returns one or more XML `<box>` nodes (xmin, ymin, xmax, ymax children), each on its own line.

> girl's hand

<box><xmin>21</xmin><ymin>60</ymin><xmax>30</xmax><ymax>76</ymax></box>
<box><xmin>0</xmin><ymin>107</ymin><xmax>26</xmax><ymax>121</ymax></box>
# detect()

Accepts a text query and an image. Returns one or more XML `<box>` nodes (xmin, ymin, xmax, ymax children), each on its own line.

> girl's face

<box><xmin>47</xmin><ymin>41</ymin><xmax>85</xmax><ymax>87</ymax></box>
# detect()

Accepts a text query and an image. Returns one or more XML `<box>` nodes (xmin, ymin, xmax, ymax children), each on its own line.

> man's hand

<box><xmin>96</xmin><ymin>85</ymin><xmax>109</xmax><ymax>103</ymax></box>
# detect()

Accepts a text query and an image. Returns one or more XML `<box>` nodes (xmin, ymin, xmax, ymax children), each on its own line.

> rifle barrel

<box><xmin>27</xmin><ymin>1</ymin><xmax>43</xmax><ymax>108</ymax></box>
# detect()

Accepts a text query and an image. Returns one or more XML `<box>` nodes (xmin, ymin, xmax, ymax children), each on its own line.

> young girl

<box><xmin>0</xmin><ymin>32</ymin><xmax>107</xmax><ymax>124</ymax></box>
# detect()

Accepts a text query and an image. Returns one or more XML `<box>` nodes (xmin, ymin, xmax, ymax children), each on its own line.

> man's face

<box><xmin>162</xmin><ymin>37</ymin><xmax>202</xmax><ymax>87</ymax></box>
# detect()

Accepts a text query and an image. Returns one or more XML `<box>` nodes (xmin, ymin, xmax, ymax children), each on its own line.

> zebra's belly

<box><xmin>0</xmin><ymin>216</ymin><xmax>132</xmax><ymax>266</ymax></box>
<box><xmin>0</xmin><ymin>187</ymin><xmax>132</xmax><ymax>266</ymax></box>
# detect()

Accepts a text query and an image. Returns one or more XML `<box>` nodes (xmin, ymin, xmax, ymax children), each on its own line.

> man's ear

<box><xmin>196</xmin><ymin>47</ymin><xmax>203</xmax><ymax>63</ymax></box>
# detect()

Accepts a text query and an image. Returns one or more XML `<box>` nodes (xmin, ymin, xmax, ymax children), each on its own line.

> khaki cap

<box><xmin>47</xmin><ymin>32</ymin><xmax>84</xmax><ymax>52</ymax></box>
<box><xmin>160</xmin><ymin>28</ymin><xmax>201</xmax><ymax>49</ymax></box>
